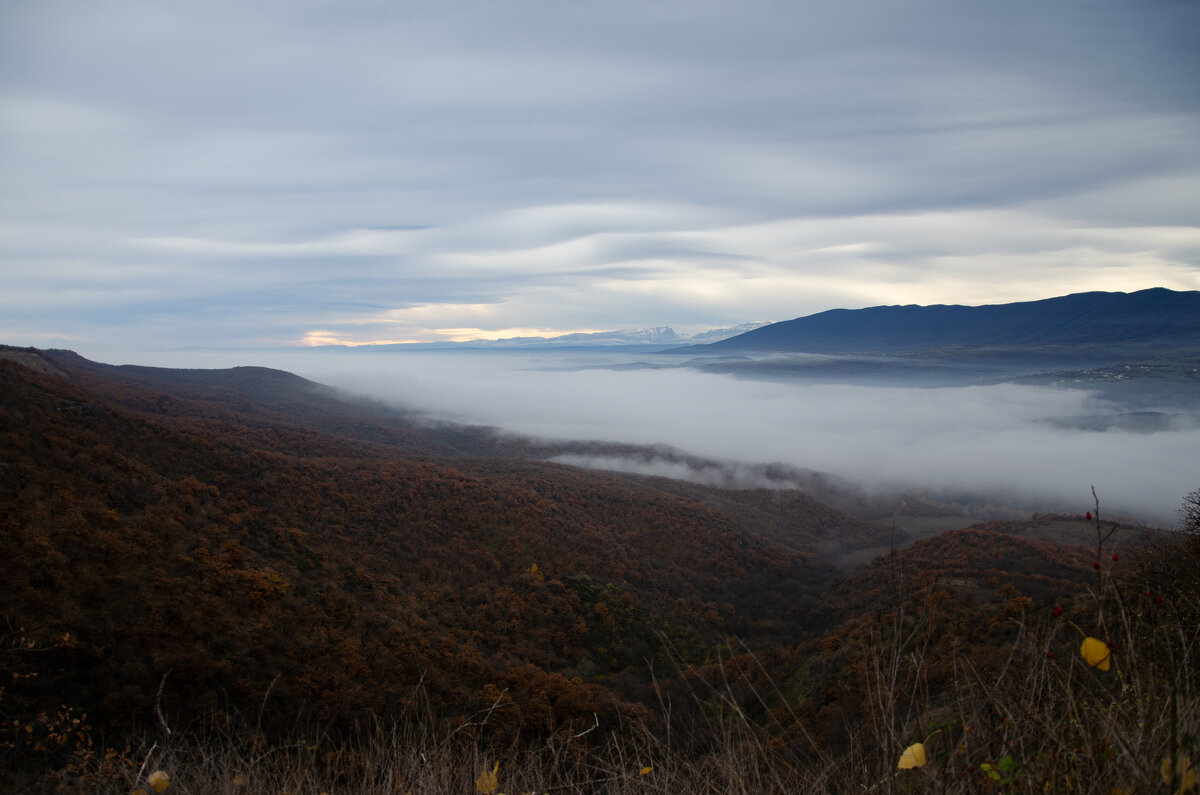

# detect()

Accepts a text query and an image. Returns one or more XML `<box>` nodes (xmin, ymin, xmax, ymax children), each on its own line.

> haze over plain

<box><xmin>57</xmin><ymin>343</ymin><xmax>1187</xmax><ymax>527</ymax></box>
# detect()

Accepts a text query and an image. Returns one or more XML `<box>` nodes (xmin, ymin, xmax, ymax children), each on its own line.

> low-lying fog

<box><xmin>122</xmin><ymin>348</ymin><xmax>1199</xmax><ymax>525</ymax></box>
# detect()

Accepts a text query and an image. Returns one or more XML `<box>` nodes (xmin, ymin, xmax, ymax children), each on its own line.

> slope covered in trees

<box><xmin>0</xmin><ymin>350</ymin><xmax>847</xmax><ymax>740</ymax></box>
<box><xmin>2</xmin><ymin>347</ymin><xmax>1193</xmax><ymax>792</ymax></box>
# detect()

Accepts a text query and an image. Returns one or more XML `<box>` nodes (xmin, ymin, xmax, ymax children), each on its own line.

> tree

<box><xmin>1181</xmin><ymin>488</ymin><xmax>1200</xmax><ymax>534</ymax></box>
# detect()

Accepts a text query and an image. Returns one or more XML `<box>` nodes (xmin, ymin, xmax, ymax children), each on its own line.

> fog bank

<box><xmin>101</xmin><ymin>348</ymin><xmax>1198</xmax><ymax>524</ymax></box>
<box><xmin>294</xmin><ymin>351</ymin><xmax>1194</xmax><ymax>525</ymax></box>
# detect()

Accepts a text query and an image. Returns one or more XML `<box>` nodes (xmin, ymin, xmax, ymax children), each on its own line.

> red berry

<box><xmin>1093</xmin><ymin>561</ymin><xmax>1102</xmax><ymax>570</ymax></box>
<box><xmin>1112</xmin><ymin>553</ymin><xmax>1119</xmax><ymax>562</ymax></box>
<box><xmin>1145</xmin><ymin>590</ymin><xmax>1153</xmax><ymax>597</ymax></box>
<box><xmin>1155</xmin><ymin>596</ymin><xmax>1164</xmax><ymax>605</ymax></box>
<box><xmin>1086</xmin><ymin>512</ymin><xmax>1092</xmax><ymax>520</ymax></box>
<box><xmin>1053</xmin><ymin>606</ymin><xmax>1063</xmax><ymax>617</ymax></box>
<box><xmin>1046</xmin><ymin>651</ymin><xmax>1055</xmax><ymax>658</ymax></box>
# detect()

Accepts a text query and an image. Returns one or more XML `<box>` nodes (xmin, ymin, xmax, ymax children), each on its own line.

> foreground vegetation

<box><xmin>6</xmin><ymin>510</ymin><xmax>1196</xmax><ymax>793</ymax></box>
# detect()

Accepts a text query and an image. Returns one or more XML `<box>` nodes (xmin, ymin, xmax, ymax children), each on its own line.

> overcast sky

<box><xmin>2</xmin><ymin>0</ymin><xmax>1199</xmax><ymax>354</ymax></box>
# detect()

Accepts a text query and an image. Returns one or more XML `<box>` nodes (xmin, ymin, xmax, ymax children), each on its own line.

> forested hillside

<box><xmin>1</xmin><ymin>347</ymin><xmax>1196</xmax><ymax>793</ymax></box>
<box><xmin>0</xmin><ymin>351</ymin><xmax>840</xmax><ymax>733</ymax></box>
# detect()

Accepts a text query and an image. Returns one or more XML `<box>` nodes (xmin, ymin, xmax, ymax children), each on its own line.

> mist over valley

<box><xmin>56</xmin><ymin>290</ymin><xmax>1200</xmax><ymax>526</ymax></box>
<box><xmin>325</xmin><ymin>357</ymin><xmax>1200</xmax><ymax>525</ymax></box>
<box><xmin>80</xmin><ymin>337</ymin><xmax>1198</xmax><ymax>527</ymax></box>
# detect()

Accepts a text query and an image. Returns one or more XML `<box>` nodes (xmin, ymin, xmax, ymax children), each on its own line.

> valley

<box><xmin>2</xmin><ymin>344</ymin><xmax>1196</xmax><ymax>792</ymax></box>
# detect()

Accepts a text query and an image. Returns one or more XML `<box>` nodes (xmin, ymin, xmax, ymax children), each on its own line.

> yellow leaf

<box><xmin>476</xmin><ymin>761</ymin><xmax>500</xmax><ymax>794</ymax></box>
<box><xmin>147</xmin><ymin>770</ymin><xmax>170</xmax><ymax>793</ymax></box>
<box><xmin>1080</xmin><ymin>637</ymin><xmax>1111</xmax><ymax>670</ymax></box>
<box><xmin>898</xmin><ymin>742</ymin><xmax>926</xmax><ymax>769</ymax></box>
<box><xmin>640</xmin><ymin>766</ymin><xmax>653</xmax><ymax>775</ymax></box>
<box><xmin>1162</xmin><ymin>754</ymin><xmax>1197</xmax><ymax>794</ymax></box>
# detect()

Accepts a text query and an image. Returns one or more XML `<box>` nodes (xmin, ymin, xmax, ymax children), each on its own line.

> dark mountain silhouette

<box><xmin>679</xmin><ymin>288</ymin><xmax>1200</xmax><ymax>354</ymax></box>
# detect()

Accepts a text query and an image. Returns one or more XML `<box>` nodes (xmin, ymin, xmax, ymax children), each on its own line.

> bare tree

<box><xmin>1181</xmin><ymin>488</ymin><xmax>1200</xmax><ymax>533</ymax></box>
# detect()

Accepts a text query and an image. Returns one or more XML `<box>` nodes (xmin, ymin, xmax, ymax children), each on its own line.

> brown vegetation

<box><xmin>1</xmin><ymin>349</ymin><xmax>1196</xmax><ymax>792</ymax></box>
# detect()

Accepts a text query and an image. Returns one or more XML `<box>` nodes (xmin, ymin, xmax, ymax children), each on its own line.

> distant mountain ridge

<box><xmin>320</xmin><ymin>322</ymin><xmax>771</xmax><ymax>350</ymax></box>
<box><xmin>681</xmin><ymin>288</ymin><xmax>1200</xmax><ymax>354</ymax></box>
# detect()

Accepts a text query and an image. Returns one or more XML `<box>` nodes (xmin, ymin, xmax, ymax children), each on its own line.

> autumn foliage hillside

<box><xmin>2</xmin><ymin>347</ymin><xmax>1194</xmax><ymax>793</ymax></box>
<box><xmin>0</xmin><ymin>351</ymin><xmax>840</xmax><ymax>739</ymax></box>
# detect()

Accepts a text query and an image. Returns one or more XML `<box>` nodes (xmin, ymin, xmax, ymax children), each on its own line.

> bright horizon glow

<box><xmin>301</xmin><ymin>327</ymin><xmax>612</xmax><ymax>346</ymax></box>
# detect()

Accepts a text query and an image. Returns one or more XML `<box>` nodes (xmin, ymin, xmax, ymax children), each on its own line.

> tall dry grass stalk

<box><xmin>15</xmin><ymin>523</ymin><xmax>1200</xmax><ymax>794</ymax></box>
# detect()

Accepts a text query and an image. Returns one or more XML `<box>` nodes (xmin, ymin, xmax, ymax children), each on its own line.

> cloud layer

<box><xmin>269</xmin><ymin>350</ymin><xmax>1196</xmax><ymax>525</ymax></box>
<box><xmin>2</xmin><ymin>0</ymin><xmax>1199</xmax><ymax>352</ymax></box>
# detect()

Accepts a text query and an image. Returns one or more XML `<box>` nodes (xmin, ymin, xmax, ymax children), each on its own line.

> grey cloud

<box><xmin>1</xmin><ymin>0</ymin><xmax>1198</xmax><ymax>350</ymax></box>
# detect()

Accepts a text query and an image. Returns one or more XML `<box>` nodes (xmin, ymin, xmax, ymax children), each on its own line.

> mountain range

<box><xmin>683</xmin><ymin>288</ymin><xmax>1200</xmax><ymax>354</ymax></box>
<box><xmin>321</xmin><ymin>322</ymin><xmax>771</xmax><ymax>350</ymax></box>
<box><xmin>314</xmin><ymin>288</ymin><xmax>1199</xmax><ymax>356</ymax></box>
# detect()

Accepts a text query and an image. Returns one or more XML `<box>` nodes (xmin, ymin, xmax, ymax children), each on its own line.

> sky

<box><xmin>2</xmin><ymin>0</ymin><xmax>1199</xmax><ymax>354</ymax></box>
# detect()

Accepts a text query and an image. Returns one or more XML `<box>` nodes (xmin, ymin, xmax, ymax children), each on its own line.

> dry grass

<box><xmin>13</xmin><ymin>527</ymin><xmax>1200</xmax><ymax>794</ymax></box>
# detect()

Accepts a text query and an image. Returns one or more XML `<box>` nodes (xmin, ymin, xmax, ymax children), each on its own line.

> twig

<box><xmin>257</xmin><ymin>673</ymin><xmax>280</xmax><ymax>736</ymax></box>
<box><xmin>568</xmin><ymin>712</ymin><xmax>600</xmax><ymax>740</ymax></box>
<box><xmin>134</xmin><ymin>741</ymin><xmax>158</xmax><ymax>787</ymax></box>
<box><xmin>155</xmin><ymin>670</ymin><xmax>172</xmax><ymax>735</ymax></box>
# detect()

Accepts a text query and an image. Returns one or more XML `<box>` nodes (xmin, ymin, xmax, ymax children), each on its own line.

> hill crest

<box><xmin>681</xmin><ymin>288</ymin><xmax>1200</xmax><ymax>354</ymax></box>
